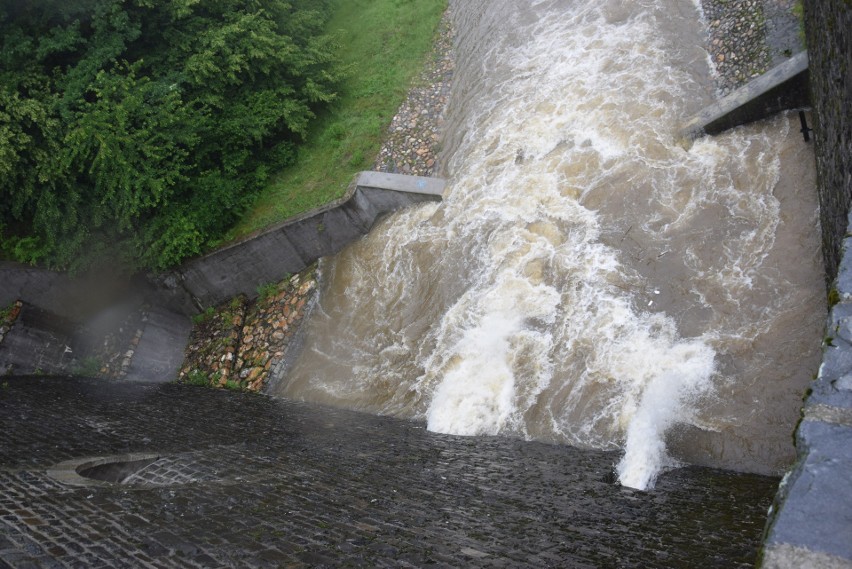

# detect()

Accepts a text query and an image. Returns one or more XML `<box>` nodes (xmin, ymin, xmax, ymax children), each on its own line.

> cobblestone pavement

<box><xmin>701</xmin><ymin>0</ymin><xmax>805</xmax><ymax>95</ymax></box>
<box><xmin>0</xmin><ymin>376</ymin><xmax>777</xmax><ymax>568</ymax></box>
<box><xmin>372</xmin><ymin>7</ymin><xmax>454</xmax><ymax>178</ymax></box>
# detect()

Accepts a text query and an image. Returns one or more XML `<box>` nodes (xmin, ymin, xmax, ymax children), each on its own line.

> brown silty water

<box><xmin>271</xmin><ymin>0</ymin><xmax>824</xmax><ymax>489</ymax></box>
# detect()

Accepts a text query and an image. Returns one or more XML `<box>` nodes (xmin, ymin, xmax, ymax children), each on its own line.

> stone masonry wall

<box><xmin>178</xmin><ymin>267</ymin><xmax>317</xmax><ymax>392</ymax></box>
<box><xmin>806</xmin><ymin>0</ymin><xmax>852</xmax><ymax>284</ymax></box>
<box><xmin>759</xmin><ymin>1</ymin><xmax>852</xmax><ymax>567</ymax></box>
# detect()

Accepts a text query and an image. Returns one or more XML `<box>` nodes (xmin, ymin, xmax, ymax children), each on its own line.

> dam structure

<box><xmin>273</xmin><ymin>0</ymin><xmax>823</xmax><ymax>493</ymax></box>
<box><xmin>0</xmin><ymin>0</ymin><xmax>850</xmax><ymax>567</ymax></box>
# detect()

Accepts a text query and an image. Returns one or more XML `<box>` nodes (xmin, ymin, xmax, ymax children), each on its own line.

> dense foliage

<box><xmin>0</xmin><ymin>0</ymin><xmax>342</xmax><ymax>270</ymax></box>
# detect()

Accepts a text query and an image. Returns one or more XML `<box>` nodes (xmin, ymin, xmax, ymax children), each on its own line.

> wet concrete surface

<box><xmin>0</xmin><ymin>376</ymin><xmax>777</xmax><ymax>568</ymax></box>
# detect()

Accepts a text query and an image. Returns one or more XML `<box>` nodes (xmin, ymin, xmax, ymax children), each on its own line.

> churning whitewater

<box><xmin>273</xmin><ymin>0</ymin><xmax>824</xmax><ymax>489</ymax></box>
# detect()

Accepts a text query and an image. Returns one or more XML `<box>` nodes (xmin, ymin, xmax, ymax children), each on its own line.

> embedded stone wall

<box><xmin>806</xmin><ymin>0</ymin><xmax>852</xmax><ymax>284</ymax></box>
<box><xmin>177</xmin><ymin>268</ymin><xmax>318</xmax><ymax>392</ymax></box>
<box><xmin>760</xmin><ymin>1</ymin><xmax>852</xmax><ymax>567</ymax></box>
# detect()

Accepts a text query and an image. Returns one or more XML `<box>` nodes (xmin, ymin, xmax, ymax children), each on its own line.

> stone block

<box><xmin>764</xmin><ymin>420</ymin><xmax>852</xmax><ymax>561</ymax></box>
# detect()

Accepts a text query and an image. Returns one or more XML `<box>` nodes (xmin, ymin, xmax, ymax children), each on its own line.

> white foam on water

<box><xmin>416</xmin><ymin>0</ymin><xmax>721</xmax><ymax>489</ymax></box>
<box><xmin>277</xmin><ymin>0</ymin><xmax>822</xmax><ymax>490</ymax></box>
<box><xmin>425</xmin><ymin>270</ymin><xmax>561</xmax><ymax>436</ymax></box>
<box><xmin>616</xmin><ymin>341</ymin><xmax>716</xmax><ymax>489</ymax></box>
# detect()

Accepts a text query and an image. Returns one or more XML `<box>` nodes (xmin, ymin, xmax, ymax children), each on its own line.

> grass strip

<box><xmin>227</xmin><ymin>0</ymin><xmax>447</xmax><ymax>240</ymax></box>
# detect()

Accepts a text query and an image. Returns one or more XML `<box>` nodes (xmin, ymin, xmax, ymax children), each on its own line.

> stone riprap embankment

<box><xmin>0</xmin><ymin>376</ymin><xmax>779</xmax><ymax>568</ymax></box>
<box><xmin>179</xmin><ymin>268</ymin><xmax>317</xmax><ymax>392</ymax></box>
<box><xmin>701</xmin><ymin>0</ymin><xmax>805</xmax><ymax>96</ymax></box>
<box><xmin>373</xmin><ymin>7</ymin><xmax>454</xmax><ymax>177</ymax></box>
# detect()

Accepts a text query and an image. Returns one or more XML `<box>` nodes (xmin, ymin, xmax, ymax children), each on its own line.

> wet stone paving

<box><xmin>0</xmin><ymin>376</ymin><xmax>778</xmax><ymax>568</ymax></box>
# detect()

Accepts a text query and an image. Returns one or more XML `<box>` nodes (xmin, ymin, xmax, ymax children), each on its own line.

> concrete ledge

<box><xmin>1</xmin><ymin>172</ymin><xmax>445</xmax><ymax>319</ymax></box>
<box><xmin>356</xmin><ymin>171</ymin><xmax>445</xmax><ymax>196</ymax></box>
<box><xmin>159</xmin><ymin>172</ymin><xmax>444</xmax><ymax>310</ymax></box>
<box><xmin>679</xmin><ymin>50</ymin><xmax>810</xmax><ymax>142</ymax></box>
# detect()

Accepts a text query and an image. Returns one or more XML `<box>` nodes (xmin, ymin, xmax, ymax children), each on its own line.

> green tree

<box><xmin>0</xmin><ymin>0</ymin><xmax>342</xmax><ymax>270</ymax></box>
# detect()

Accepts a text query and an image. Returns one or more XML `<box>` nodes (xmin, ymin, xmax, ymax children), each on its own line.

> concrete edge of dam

<box><xmin>678</xmin><ymin>50</ymin><xmax>810</xmax><ymax>143</ymax></box>
<box><xmin>156</xmin><ymin>171</ymin><xmax>444</xmax><ymax>312</ymax></box>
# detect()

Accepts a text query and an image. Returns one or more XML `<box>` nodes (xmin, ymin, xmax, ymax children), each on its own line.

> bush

<box><xmin>0</xmin><ymin>0</ymin><xmax>343</xmax><ymax>271</ymax></box>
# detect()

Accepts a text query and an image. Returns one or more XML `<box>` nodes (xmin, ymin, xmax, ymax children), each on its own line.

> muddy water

<box><xmin>271</xmin><ymin>0</ymin><xmax>824</xmax><ymax>489</ymax></box>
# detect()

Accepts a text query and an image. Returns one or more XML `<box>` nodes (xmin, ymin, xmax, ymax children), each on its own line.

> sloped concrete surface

<box><xmin>124</xmin><ymin>307</ymin><xmax>193</xmax><ymax>383</ymax></box>
<box><xmin>0</xmin><ymin>376</ymin><xmax>778</xmax><ymax>568</ymax></box>
<box><xmin>679</xmin><ymin>50</ymin><xmax>809</xmax><ymax>142</ymax></box>
<box><xmin>166</xmin><ymin>173</ymin><xmax>444</xmax><ymax>311</ymax></box>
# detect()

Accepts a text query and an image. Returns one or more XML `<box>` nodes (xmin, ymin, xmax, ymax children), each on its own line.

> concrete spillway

<box><xmin>0</xmin><ymin>375</ymin><xmax>777</xmax><ymax>567</ymax></box>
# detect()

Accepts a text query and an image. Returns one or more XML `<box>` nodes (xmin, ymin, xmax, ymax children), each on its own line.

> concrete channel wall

<box><xmin>678</xmin><ymin>51</ymin><xmax>810</xmax><ymax>143</ymax></box>
<box><xmin>156</xmin><ymin>171</ymin><xmax>444</xmax><ymax>311</ymax></box>
<box><xmin>760</xmin><ymin>0</ymin><xmax>852</xmax><ymax>567</ymax></box>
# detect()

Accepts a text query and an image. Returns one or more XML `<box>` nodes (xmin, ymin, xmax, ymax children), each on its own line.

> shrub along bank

<box><xmin>0</xmin><ymin>0</ymin><xmax>343</xmax><ymax>271</ymax></box>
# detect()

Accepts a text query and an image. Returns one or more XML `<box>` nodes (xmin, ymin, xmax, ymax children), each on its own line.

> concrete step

<box><xmin>124</xmin><ymin>307</ymin><xmax>192</xmax><ymax>383</ymax></box>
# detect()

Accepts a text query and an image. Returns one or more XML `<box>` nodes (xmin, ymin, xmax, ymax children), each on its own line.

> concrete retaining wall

<box><xmin>156</xmin><ymin>171</ymin><xmax>444</xmax><ymax>311</ymax></box>
<box><xmin>760</xmin><ymin>1</ymin><xmax>852</xmax><ymax>567</ymax></box>
<box><xmin>678</xmin><ymin>51</ymin><xmax>810</xmax><ymax>143</ymax></box>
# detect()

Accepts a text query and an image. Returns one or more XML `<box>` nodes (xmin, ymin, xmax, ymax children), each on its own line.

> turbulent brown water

<box><xmin>271</xmin><ymin>0</ymin><xmax>824</xmax><ymax>489</ymax></box>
